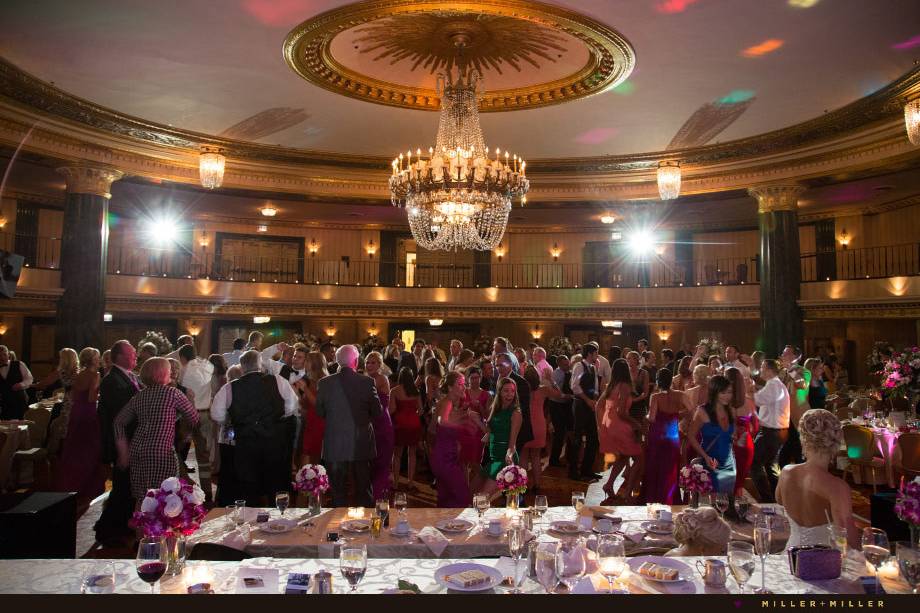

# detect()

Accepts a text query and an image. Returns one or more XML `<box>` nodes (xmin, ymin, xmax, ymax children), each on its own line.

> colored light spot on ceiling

<box><xmin>613</xmin><ymin>80</ymin><xmax>635</xmax><ymax>95</ymax></box>
<box><xmin>241</xmin><ymin>0</ymin><xmax>315</xmax><ymax>27</ymax></box>
<box><xmin>574</xmin><ymin>128</ymin><xmax>619</xmax><ymax>145</ymax></box>
<box><xmin>717</xmin><ymin>90</ymin><xmax>756</xmax><ymax>104</ymax></box>
<box><xmin>741</xmin><ymin>39</ymin><xmax>784</xmax><ymax>58</ymax></box>
<box><xmin>788</xmin><ymin>0</ymin><xmax>820</xmax><ymax>8</ymax></box>
<box><xmin>655</xmin><ymin>0</ymin><xmax>700</xmax><ymax>14</ymax></box>
<box><xmin>891</xmin><ymin>35</ymin><xmax>920</xmax><ymax>51</ymax></box>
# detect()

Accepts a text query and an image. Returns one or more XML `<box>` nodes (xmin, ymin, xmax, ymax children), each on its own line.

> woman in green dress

<box><xmin>472</xmin><ymin>377</ymin><xmax>522</xmax><ymax>498</ymax></box>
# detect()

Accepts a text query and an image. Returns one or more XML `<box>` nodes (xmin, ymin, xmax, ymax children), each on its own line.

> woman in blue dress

<box><xmin>686</xmin><ymin>375</ymin><xmax>736</xmax><ymax>494</ymax></box>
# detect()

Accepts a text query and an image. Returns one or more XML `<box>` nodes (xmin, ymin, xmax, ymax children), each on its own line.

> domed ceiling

<box><xmin>0</xmin><ymin>0</ymin><xmax>917</xmax><ymax>159</ymax></box>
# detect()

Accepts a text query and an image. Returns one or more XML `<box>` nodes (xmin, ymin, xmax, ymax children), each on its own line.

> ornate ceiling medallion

<box><xmin>283</xmin><ymin>0</ymin><xmax>635</xmax><ymax>112</ymax></box>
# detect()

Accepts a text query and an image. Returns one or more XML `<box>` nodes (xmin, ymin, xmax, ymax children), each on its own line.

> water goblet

<box><xmin>555</xmin><ymin>538</ymin><xmax>587</xmax><ymax>593</ymax></box>
<box><xmin>712</xmin><ymin>492</ymin><xmax>729</xmax><ymax>520</ymax></box>
<box><xmin>861</xmin><ymin>527</ymin><xmax>890</xmax><ymax>594</ymax></box>
<box><xmin>393</xmin><ymin>491</ymin><xmax>408</xmax><ymax>514</ymax></box>
<box><xmin>728</xmin><ymin>541</ymin><xmax>756</xmax><ymax>594</ymax></box>
<box><xmin>596</xmin><ymin>534</ymin><xmax>627</xmax><ymax>594</ymax></box>
<box><xmin>535</xmin><ymin>545</ymin><xmax>559</xmax><ymax>593</ymax></box>
<box><xmin>339</xmin><ymin>544</ymin><xmax>368</xmax><ymax>593</ymax></box>
<box><xmin>896</xmin><ymin>542</ymin><xmax>920</xmax><ymax>594</ymax></box>
<box><xmin>81</xmin><ymin>561</ymin><xmax>116</xmax><ymax>594</ymax></box>
<box><xmin>275</xmin><ymin>491</ymin><xmax>290</xmax><ymax>516</ymax></box>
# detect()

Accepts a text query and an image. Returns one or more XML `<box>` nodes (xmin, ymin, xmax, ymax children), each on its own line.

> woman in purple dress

<box><xmin>641</xmin><ymin>368</ymin><xmax>686</xmax><ymax>504</ymax></box>
<box><xmin>365</xmin><ymin>351</ymin><xmax>394</xmax><ymax>501</ymax></box>
<box><xmin>431</xmin><ymin>371</ymin><xmax>477</xmax><ymax>507</ymax></box>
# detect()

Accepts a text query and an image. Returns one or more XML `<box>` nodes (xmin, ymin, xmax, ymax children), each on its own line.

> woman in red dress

<box><xmin>725</xmin><ymin>366</ymin><xmax>757</xmax><ymax>497</ymax></box>
<box><xmin>390</xmin><ymin>366</ymin><xmax>424</xmax><ymax>491</ymax></box>
<box><xmin>296</xmin><ymin>351</ymin><xmax>329</xmax><ymax>466</ymax></box>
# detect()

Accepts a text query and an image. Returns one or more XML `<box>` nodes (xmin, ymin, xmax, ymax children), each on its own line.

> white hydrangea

<box><xmin>161</xmin><ymin>477</ymin><xmax>181</xmax><ymax>493</ymax></box>
<box><xmin>140</xmin><ymin>495</ymin><xmax>159</xmax><ymax>514</ymax></box>
<box><xmin>163</xmin><ymin>493</ymin><xmax>183</xmax><ymax>518</ymax></box>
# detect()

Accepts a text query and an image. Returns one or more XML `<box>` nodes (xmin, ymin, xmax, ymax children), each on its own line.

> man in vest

<box><xmin>569</xmin><ymin>343</ymin><xmax>602</xmax><ymax>481</ymax></box>
<box><xmin>548</xmin><ymin>355</ymin><xmax>574</xmax><ymax>467</ymax></box>
<box><xmin>0</xmin><ymin>345</ymin><xmax>32</xmax><ymax>420</ymax></box>
<box><xmin>211</xmin><ymin>350</ymin><xmax>299</xmax><ymax>506</ymax></box>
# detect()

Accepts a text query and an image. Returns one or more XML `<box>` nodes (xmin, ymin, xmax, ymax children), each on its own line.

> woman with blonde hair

<box><xmin>666</xmin><ymin>507</ymin><xmax>732</xmax><ymax>557</ymax></box>
<box><xmin>472</xmin><ymin>377</ymin><xmax>522</xmax><ymax>499</ymax></box>
<box><xmin>431</xmin><ymin>371</ymin><xmax>478</xmax><ymax>507</ymax></box>
<box><xmin>777</xmin><ymin>409</ymin><xmax>858</xmax><ymax>548</ymax></box>
<box><xmin>296</xmin><ymin>351</ymin><xmax>329</xmax><ymax>466</ymax></box>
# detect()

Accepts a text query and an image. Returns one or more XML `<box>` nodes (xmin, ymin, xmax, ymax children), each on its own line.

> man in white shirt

<box><xmin>446</xmin><ymin>339</ymin><xmax>463</xmax><ymax>372</ymax></box>
<box><xmin>222</xmin><ymin>338</ymin><xmax>246</xmax><ymax>367</ymax></box>
<box><xmin>751</xmin><ymin>359</ymin><xmax>791</xmax><ymax>502</ymax></box>
<box><xmin>211</xmin><ymin>350</ymin><xmax>299</xmax><ymax>505</ymax></box>
<box><xmin>178</xmin><ymin>344</ymin><xmax>216</xmax><ymax>503</ymax></box>
<box><xmin>569</xmin><ymin>344</ymin><xmax>601</xmax><ymax>481</ymax></box>
<box><xmin>0</xmin><ymin>344</ymin><xmax>32</xmax><ymax>420</ymax></box>
<box><xmin>724</xmin><ymin>344</ymin><xmax>754</xmax><ymax>392</ymax></box>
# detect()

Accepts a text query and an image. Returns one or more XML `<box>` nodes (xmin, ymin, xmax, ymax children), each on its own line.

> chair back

<box><xmin>188</xmin><ymin>543</ymin><xmax>252</xmax><ymax>561</ymax></box>
<box><xmin>23</xmin><ymin>408</ymin><xmax>51</xmax><ymax>448</ymax></box>
<box><xmin>842</xmin><ymin>424</ymin><xmax>876</xmax><ymax>462</ymax></box>
<box><xmin>898</xmin><ymin>432</ymin><xmax>920</xmax><ymax>474</ymax></box>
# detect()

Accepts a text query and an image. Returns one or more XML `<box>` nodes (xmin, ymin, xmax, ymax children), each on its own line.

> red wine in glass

<box><xmin>137</xmin><ymin>561</ymin><xmax>166</xmax><ymax>586</ymax></box>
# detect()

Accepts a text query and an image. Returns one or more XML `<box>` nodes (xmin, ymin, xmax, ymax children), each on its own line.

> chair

<box><xmin>897</xmin><ymin>432</ymin><xmax>920</xmax><ymax>480</ymax></box>
<box><xmin>842</xmin><ymin>424</ymin><xmax>886</xmax><ymax>493</ymax></box>
<box><xmin>22</xmin><ymin>408</ymin><xmax>51</xmax><ymax>448</ymax></box>
<box><xmin>188</xmin><ymin>543</ymin><xmax>252</xmax><ymax>561</ymax></box>
<box><xmin>11</xmin><ymin>419</ymin><xmax>50</xmax><ymax>489</ymax></box>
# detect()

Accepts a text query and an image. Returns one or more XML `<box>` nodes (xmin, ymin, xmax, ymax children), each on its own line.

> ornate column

<box><xmin>55</xmin><ymin>165</ymin><xmax>124</xmax><ymax>351</ymax></box>
<box><xmin>748</xmin><ymin>184</ymin><xmax>806</xmax><ymax>357</ymax></box>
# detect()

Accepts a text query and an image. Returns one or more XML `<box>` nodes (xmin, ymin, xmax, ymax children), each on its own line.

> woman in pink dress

<box><xmin>641</xmin><ymin>369</ymin><xmax>686</xmax><ymax>504</ymax></box>
<box><xmin>597</xmin><ymin>359</ymin><xmax>643</xmax><ymax>503</ymax></box>
<box><xmin>459</xmin><ymin>366</ymin><xmax>490</xmax><ymax>485</ymax></box>
<box><xmin>390</xmin><ymin>367</ymin><xmax>423</xmax><ymax>491</ymax></box>
<box><xmin>725</xmin><ymin>366</ymin><xmax>757</xmax><ymax>497</ymax></box>
<box><xmin>431</xmin><ymin>372</ymin><xmax>479</xmax><ymax>507</ymax></box>
<box><xmin>522</xmin><ymin>366</ymin><xmax>562</xmax><ymax>492</ymax></box>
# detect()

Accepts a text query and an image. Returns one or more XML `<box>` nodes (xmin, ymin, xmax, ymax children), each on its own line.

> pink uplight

<box><xmin>891</xmin><ymin>35</ymin><xmax>920</xmax><ymax>51</ymax></box>
<box><xmin>575</xmin><ymin>128</ymin><xmax>618</xmax><ymax>145</ymax></box>
<box><xmin>242</xmin><ymin>0</ymin><xmax>315</xmax><ymax>27</ymax></box>
<box><xmin>655</xmin><ymin>0</ymin><xmax>700</xmax><ymax>14</ymax></box>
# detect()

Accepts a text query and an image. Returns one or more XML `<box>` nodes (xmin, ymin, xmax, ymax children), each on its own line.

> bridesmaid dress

<box><xmin>641</xmin><ymin>396</ymin><xmax>681</xmax><ymax>504</ymax></box>
<box><xmin>54</xmin><ymin>386</ymin><xmax>105</xmax><ymax>501</ymax></box>
<box><xmin>733</xmin><ymin>402</ymin><xmax>758</xmax><ymax>496</ymax></box>
<box><xmin>371</xmin><ymin>389</ymin><xmax>394</xmax><ymax>500</ymax></box>
<box><xmin>430</xmin><ymin>415</ymin><xmax>471</xmax><ymax>507</ymax></box>
<box><xmin>699</xmin><ymin>420</ymin><xmax>737</xmax><ymax>494</ymax></box>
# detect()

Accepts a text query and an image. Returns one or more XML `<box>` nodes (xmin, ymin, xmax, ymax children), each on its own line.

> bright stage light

<box><xmin>142</xmin><ymin>214</ymin><xmax>181</xmax><ymax>247</ymax></box>
<box><xmin>626</xmin><ymin>229</ymin><xmax>656</xmax><ymax>255</ymax></box>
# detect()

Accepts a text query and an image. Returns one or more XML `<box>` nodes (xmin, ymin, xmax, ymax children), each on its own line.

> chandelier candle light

<box><xmin>199</xmin><ymin>146</ymin><xmax>226</xmax><ymax>189</ymax></box>
<box><xmin>389</xmin><ymin>39</ymin><xmax>529</xmax><ymax>251</ymax></box>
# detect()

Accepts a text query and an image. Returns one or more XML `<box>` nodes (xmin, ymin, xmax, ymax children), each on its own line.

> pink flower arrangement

<box><xmin>895</xmin><ymin>477</ymin><xmax>920</xmax><ymax>526</ymax></box>
<box><xmin>293</xmin><ymin>463</ymin><xmax>330</xmax><ymax>498</ymax></box>
<box><xmin>876</xmin><ymin>346</ymin><xmax>920</xmax><ymax>396</ymax></box>
<box><xmin>679</xmin><ymin>464</ymin><xmax>713</xmax><ymax>494</ymax></box>
<box><xmin>130</xmin><ymin>477</ymin><xmax>207</xmax><ymax>538</ymax></box>
<box><xmin>496</xmin><ymin>464</ymin><xmax>528</xmax><ymax>495</ymax></box>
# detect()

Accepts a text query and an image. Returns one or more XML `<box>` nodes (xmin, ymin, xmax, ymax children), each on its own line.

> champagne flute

<box><xmin>861</xmin><ymin>527</ymin><xmax>890</xmax><ymax>594</ymax></box>
<box><xmin>474</xmin><ymin>493</ymin><xmax>490</xmax><ymax>528</ymax></box>
<box><xmin>753</xmin><ymin>514</ymin><xmax>772</xmax><ymax>594</ymax></box>
<box><xmin>534</xmin><ymin>494</ymin><xmax>548</xmax><ymax>533</ymax></box>
<box><xmin>535</xmin><ymin>545</ymin><xmax>558</xmax><ymax>593</ymax></box>
<box><xmin>712</xmin><ymin>493</ymin><xmax>729</xmax><ymax>520</ymax></box>
<box><xmin>728</xmin><ymin>541</ymin><xmax>756</xmax><ymax>594</ymax></box>
<box><xmin>555</xmin><ymin>538</ymin><xmax>587</xmax><ymax>593</ymax></box>
<box><xmin>275</xmin><ymin>491</ymin><xmax>290</xmax><ymax>516</ymax></box>
<box><xmin>234</xmin><ymin>499</ymin><xmax>247</xmax><ymax>527</ymax></box>
<box><xmin>507</xmin><ymin>518</ymin><xmax>527</xmax><ymax>594</ymax></box>
<box><xmin>828</xmin><ymin>524</ymin><xmax>848</xmax><ymax>573</ymax></box>
<box><xmin>393</xmin><ymin>491</ymin><xmax>408</xmax><ymax>514</ymax></box>
<box><xmin>339</xmin><ymin>545</ymin><xmax>368</xmax><ymax>593</ymax></box>
<box><xmin>596</xmin><ymin>534</ymin><xmax>627</xmax><ymax>594</ymax></box>
<box><xmin>135</xmin><ymin>537</ymin><xmax>167</xmax><ymax>594</ymax></box>
<box><xmin>896</xmin><ymin>542</ymin><xmax>920</xmax><ymax>594</ymax></box>
<box><xmin>571</xmin><ymin>491</ymin><xmax>585</xmax><ymax>521</ymax></box>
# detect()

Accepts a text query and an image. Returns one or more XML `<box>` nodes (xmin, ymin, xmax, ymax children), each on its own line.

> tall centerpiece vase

<box><xmin>166</xmin><ymin>533</ymin><xmax>187</xmax><ymax>576</ymax></box>
<box><xmin>308</xmin><ymin>493</ymin><xmax>322</xmax><ymax>516</ymax></box>
<box><xmin>911</xmin><ymin>524</ymin><xmax>920</xmax><ymax>548</ymax></box>
<box><xmin>506</xmin><ymin>492</ymin><xmax>519</xmax><ymax>509</ymax></box>
<box><xmin>688</xmin><ymin>491</ymin><xmax>700</xmax><ymax>509</ymax></box>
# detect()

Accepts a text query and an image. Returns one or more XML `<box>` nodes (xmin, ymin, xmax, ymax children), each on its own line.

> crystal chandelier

<box><xmin>389</xmin><ymin>45</ymin><xmax>529</xmax><ymax>251</ymax></box>
<box><xmin>657</xmin><ymin>161</ymin><xmax>681</xmax><ymax>200</ymax></box>
<box><xmin>906</xmin><ymin>99</ymin><xmax>920</xmax><ymax>146</ymax></box>
<box><xmin>199</xmin><ymin>146</ymin><xmax>226</xmax><ymax>189</ymax></box>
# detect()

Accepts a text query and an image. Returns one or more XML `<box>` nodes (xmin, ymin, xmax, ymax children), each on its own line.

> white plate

<box><xmin>341</xmin><ymin>519</ymin><xmax>371</xmax><ymax>533</ymax></box>
<box><xmin>627</xmin><ymin>556</ymin><xmax>692</xmax><ymax>583</ymax></box>
<box><xmin>549</xmin><ymin>520</ymin><xmax>587</xmax><ymax>536</ymax></box>
<box><xmin>435</xmin><ymin>518</ymin><xmax>474</xmax><ymax>533</ymax></box>
<box><xmin>640</xmin><ymin>520</ymin><xmax>673</xmax><ymax>535</ymax></box>
<box><xmin>434</xmin><ymin>563</ymin><xmax>503</xmax><ymax>593</ymax></box>
<box><xmin>257</xmin><ymin>518</ymin><xmax>296</xmax><ymax>534</ymax></box>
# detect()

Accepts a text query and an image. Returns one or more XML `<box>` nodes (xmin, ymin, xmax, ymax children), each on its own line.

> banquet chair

<box><xmin>12</xmin><ymin>418</ymin><xmax>50</xmax><ymax>489</ymax></box>
<box><xmin>188</xmin><ymin>543</ymin><xmax>252</xmax><ymax>561</ymax></box>
<box><xmin>842</xmin><ymin>424</ymin><xmax>886</xmax><ymax>493</ymax></box>
<box><xmin>898</xmin><ymin>432</ymin><xmax>920</xmax><ymax>480</ymax></box>
<box><xmin>22</xmin><ymin>408</ymin><xmax>51</xmax><ymax>448</ymax></box>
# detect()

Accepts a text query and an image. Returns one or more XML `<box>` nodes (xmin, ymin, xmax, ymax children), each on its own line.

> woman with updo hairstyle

<box><xmin>430</xmin><ymin>371</ymin><xmax>478</xmax><ymax>507</ymax></box>
<box><xmin>666</xmin><ymin>507</ymin><xmax>732</xmax><ymax>557</ymax></box>
<box><xmin>777</xmin><ymin>409</ymin><xmax>858</xmax><ymax>548</ymax></box>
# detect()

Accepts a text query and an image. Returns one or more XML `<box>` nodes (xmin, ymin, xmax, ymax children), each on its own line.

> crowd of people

<box><xmin>4</xmin><ymin>330</ymin><xmax>860</xmax><ymax>549</ymax></box>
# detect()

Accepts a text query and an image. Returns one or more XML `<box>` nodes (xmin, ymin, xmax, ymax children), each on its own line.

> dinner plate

<box><xmin>640</xmin><ymin>520</ymin><xmax>673</xmax><ymax>535</ymax></box>
<box><xmin>627</xmin><ymin>556</ymin><xmax>692</xmax><ymax>583</ymax></box>
<box><xmin>257</xmin><ymin>519</ymin><xmax>296</xmax><ymax>534</ymax></box>
<box><xmin>341</xmin><ymin>519</ymin><xmax>371</xmax><ymax>533</ymax></box>
<box><xmin>435</xmin><ymin>518</ymin><xmax>474</xmax><ymax>533</ymax></box>
<box><xmin>434</xmin><ymin>563</ymin><xmax>503</xmax><ymax>593</ymax></box>
<box><xmin>549</xmin><ymin>521</ymin><xmax>588</xmax><ymax>536</ymax></box>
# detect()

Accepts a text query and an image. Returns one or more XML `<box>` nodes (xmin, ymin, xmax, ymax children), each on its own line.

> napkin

<box><xmin>220</xmin><ymin>527</ymin><xmax>252</xmax><ymax>551</ymax></box>
<box><xmin>417</xmin><ymin>526</ymin><xmax>450</xmax><ymax>556</ymax></box>
<box><xmin>624</xmin><ymin>530</ymin><xmax>645</xmax><ymax>543</ymax></box>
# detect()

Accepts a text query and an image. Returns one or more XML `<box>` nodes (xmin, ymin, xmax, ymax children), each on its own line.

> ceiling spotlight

<box><xmin>142</xmin><ymin>214</ymin><xmax>181</xmax><ymax>247</ymax></box>
<box><xmin>253</xmin><ymin>316</ymin><xmax>271</xmax><ymax>324</ymax></box>
<box><xmin>626</xmin><ymin>229</ymin><xmax>656</xmax><ymax>255</ymax></box>
<box><xmin>261</xmin><ymin>204</ymin><xmax>278</xmax><ymax>217</ymax></box>
<box><xmin>600</xmin><ymin>214</ymin><xmax>615</xmax><ymax>224</ymax></box>
<box><xmin>429</xmin><ymin>319</ymin><xmax>444</xmax><ymax>326</ymax></box>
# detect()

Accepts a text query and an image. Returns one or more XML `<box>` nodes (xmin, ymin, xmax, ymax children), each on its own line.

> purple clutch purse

<box><xmin>786</xmin><ymin>546</ymin><xmax>842</xmax><ymax>580</ymax></box>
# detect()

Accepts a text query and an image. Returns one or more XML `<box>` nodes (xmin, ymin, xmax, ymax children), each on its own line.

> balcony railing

<box><xmin>800</xmin><ymin>243</ymin><xmax>920</xmax><ymax>282</ymax></box>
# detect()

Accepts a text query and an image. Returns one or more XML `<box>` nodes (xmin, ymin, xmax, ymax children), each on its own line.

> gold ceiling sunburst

<box><xmin>283</xmin><ymin>0</ymin><xmax>635</xmax><ymax>112</ymax></box>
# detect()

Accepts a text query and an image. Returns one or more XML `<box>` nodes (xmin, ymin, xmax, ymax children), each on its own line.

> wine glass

<box><xmin>535</xmin><ymin>544</ymin><xmax>558</xmax><ymax>593</ymax></box>
<box><xmin>81</xmin><ymin>561</ymin><xmax>116</xmax><ymax>594</ymax></box>
<box><xmin>571</xmin><ymin>491</ymin><xmax>585</xmax><ymax>521</ymax></box>
<box><xmin>474</xmin><ymin>493</ymin><xmax>490</xmax><ymax>527</ymax></box>
<box><xmin>507</xmin><ymin>518</ymin><xmax>527</xmax><ymax>594</ymax></box>
<box><xmin>896</xmin><ymin>542</ymin><xmax>920</xmax><ymax>594</ymax></box>
<box><xmin>861</xmin><ymin>527</ymin><xmax>890</xmax><ymax>594</ymax></box>
<box><xmin>376</xmin><ymin>498</ymin><xmax>390</xmax><ymax>526</ymax></box>
<box><xmin>234</xmin><ymin>499</ymin><xmax>247</xmax><ymax>527</ymax></box>
<box><xmin>828</xmin><ymin>525</ymin><xmax>848</xmax><ymax>573</ymax></box>
<box><xmin>275</xmin><ymin>491</ymin><xmax>290</xmax><ymax>516</ymax></box>
<box><xmin>339</xmin><ymin>545</ymin><xmax>368</xmax><ymax>593</ymax></box>
<box><xmin>534</xmin><ymin>494</ymin><xmax>548</xmax><ymax>533</ymax></box>
<box><xmin>712</xmin><ymin>493</ymin><xmax>729</xmax><ymax>520</ymax></box>
<box><xmin>596</xmin><ymin>534</ymin><xmax>627</xmax><ymax>594</ymax></box>
<box><xmin>135</xmin><ymin>537</ymin><xmax>167</xmax><ymax>594</ymax></box>
<box><xmin>727</xmin><ymin>541</ymin><xmax>756</xmax><ymax>594</ymax></box>
<box><xmin>393</xmin><ymin>491</ymin><xmax>408</xmax><ymax>515</ymax></box>
<box><xmin>752</xmin><ymin>514</ymin><xmax>772</xmax><ymax>594</ymax></box>
<box><xmin>555</xmin><ymin>538</ymin><xmax>587</xmax><ymax>593</ymax></box>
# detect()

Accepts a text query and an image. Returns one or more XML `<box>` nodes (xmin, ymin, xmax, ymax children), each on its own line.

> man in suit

<box><xmin>315</xmin><ymin>344</ymin><xmax>381</xmax><ymax>507</ymax></box>
<box><xmin>94</xmin><ymin>339</ymin><xmax>139</xmax><ymax>545</ymax></box>
<box><xmin>0</xmin><ymin>345</ymin><xmax>32</xmax><ymax>420</ymax></box>
<box><xmin>496</xmin><ymin>354</ymin><xmax>533</xmax><ymax>450</ymax></box>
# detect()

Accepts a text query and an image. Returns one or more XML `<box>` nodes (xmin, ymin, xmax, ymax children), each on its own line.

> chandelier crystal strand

<box><xmin>390</xmin><ymin>54</ymin><xmax>528</xmax><ymax>251</ymax></box>
<box><xmin>199</xmin><ymin>146</ymin><xmax>226</xmax><ymax>189</ymax></box>
<box><xmin>906</xmin><ymin>99</ymin><xmax>920</xmax><ymax>146</ymax></box>
<box><xmin>657</xmin><ymin>161</ymin><xmax>681</xmax><ymax>201</ymax></box>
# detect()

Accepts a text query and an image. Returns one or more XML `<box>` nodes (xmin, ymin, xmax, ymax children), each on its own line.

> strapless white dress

<box><xmin>787</xmin><ymin>517</ymin><xmax>832</xmax><ymax>548</ymax></box>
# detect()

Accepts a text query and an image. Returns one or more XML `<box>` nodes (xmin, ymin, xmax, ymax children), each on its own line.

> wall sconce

<box><xmin>550</xmin><ymin>243</ymin><xmax>561</xmax><ymax>261</ymax></box>
<box><xmin>260</xmin><ymin>204</ymin><xmax>277</xmax><ymax>217</ymax></box>
<box><xmin>600</xmin><ymin>214</ymin><xmax>615</xmax><ymax>225</ymax></box>
<box><xmin>838</xmin><ymin>228</ymin><xmax>851</xmax><ymax>250</ymax></box>
<box><xmin>309</xmin><ymin>238</ymin><xmax>319</xmax><ymax>257</ymax></box>
<box><xmin>611</xmin><ymin>231</ymin><xmax>622</xmax><ymax>241</ymax></box>
<box><xmin>366</xmin><ymin>240</ymin><xmax>377</xmax><ymax>259</ymax></box>
<box><xmin>103</xmin><ymin>313</ymin><xmax>113</xmax><ymax>323</ymax></box>
<box><xmin>367</xmin><ymin>322</ymin><xmax>379</xmax><ymax>336</ymax></box>
<box><xmin>531</xmin><ymin>325</ymin><xmax>543</xmax><ymax>340</ymax></box>
<box><xmin>0</xmin><ymin>324</ymin><xmax>7</xmax><ymax>335</ymax></box>
<box><xmin>198</xmin><ymin>237</ymin><xmax>209</xmax><ymax>248</ymax></box>
<box><xmin>0</xmin><ymin>217</ymin><xmax>7</xmax><ymax>229</ymax></box>
<box><xmin>495</xmin><ymin>243</ymin><xmax>506</xmax><ymax>262</ymax></box>
<box><xmin>188</xmin><ymin>323</ymin><xmax>201</xmax><ymax>337</ymax></box>
<box><xmin>658</xmin><ymin>329</ymin><xmax>671</xmax><ymax>343</ymax></box>
<box><xmin>429</xmin><ymin>319</ymin><xmax>444</xmax><ymax>327</ymax></box>
<box><xmin>253</xmin><ymin>316</ymin><xmax>271</xmax><ymax>324</ymax></box>
<box><xmin>325</xmin><ymin>322</ymin><xmax>337</xmax><ymax>337</ymax></box>
<box><xmin>906</xmin><ymin>98</ymin><xmax>920</xmax><ymax>146</ymax></box>
<box><xmin>654</xmin><ymin>244</ymin><xmax>666</xmax><ymax>256</ymax></box>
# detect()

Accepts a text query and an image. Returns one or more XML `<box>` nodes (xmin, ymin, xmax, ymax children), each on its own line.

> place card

<box><xmin>236</xmin><ymin>567</ymin><xmax>279</xmax><ymax>594</ymax></box>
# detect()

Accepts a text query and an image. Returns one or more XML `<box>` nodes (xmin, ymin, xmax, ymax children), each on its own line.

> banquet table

<box><xmin>190</xmin><ymin>504</ymin><xmax>790</xmax><ymax>559</ymax></box>
<box><xmin>841</xmin><ymin>419</ymin><xmax>915</xmax><ymax>487</ymax></box>
<box><xmin>0</xmin><ymin>421</ymin><xmax>31</xmax><ymax>490</ymax></box>
<box><xmin>0</xmin><ymin>552</ymin><xmax>911</xmax><ymax>595</ymax></box>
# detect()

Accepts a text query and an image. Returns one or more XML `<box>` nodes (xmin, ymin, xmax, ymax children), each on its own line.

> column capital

<box><xmin>748</xmin><ymin>184</ymin><xmax>805</xmax><ymax>214</ymax></box>
<box><xmin>57</xmin><ymin>164</ymin><xmax>124</xmax><ymax>199</ymax></box>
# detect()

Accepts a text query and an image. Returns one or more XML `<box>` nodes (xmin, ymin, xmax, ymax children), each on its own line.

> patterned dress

<box><xmin>114</xmin><ymin>384</ymin><xmax>199</xmax><ymax>501</ymax></box>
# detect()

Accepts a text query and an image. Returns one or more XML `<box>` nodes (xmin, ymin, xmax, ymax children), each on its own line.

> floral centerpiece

<box><xmin>293</xmin><ymin>463</ymin><xmax>330</xmax><ymax>514</ymax></box>
<box><xmin>130</xmin><ymin>477</ymin><xmax>206</xmax><ymax>575</ymax></box>
<box><xmin>697</xmin><ymin>337</ymin><xmax>724</xmax><ymax>360</ymax></box>
<box><xmin>496</xmin><ymin>464</ymin><xmax>528</xmax><ymax>509</ymax></box>
<box><xmin>679</xmin><ymin>464</ymin><xmax>713</xmax><ymax>507</ymax></box>
<box><xmin>547</xmin><ymin>336</ymin><xmax>574</xmax><ymax>358</ymax></box>
<box><xmin>866</xmin><ymin>341</ymin><xmax>894</xmax><ymax>374</ymax></box>
<box><xmin>876</xmin><ymin>346</ymin><xmax>920</xmax><ymax>400</ymax></box>
<box><xmin>471</xmin><ymin>335</ymin><xmax>494</xmax><ymax>358</ymax></box>
<box><xmin>895</xmin><ymin>476</ymin><xmax>920</xmax><ymax>546</ymax></box>
<box><xmin>137</xmin><ymin>330</ymin><xmax>173</xmax><ymax>356</ymax></box>
<box><xmin>292</xmin><ymin>332</ymin><xmax>321</xmax><ymax>351</ymax></box>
